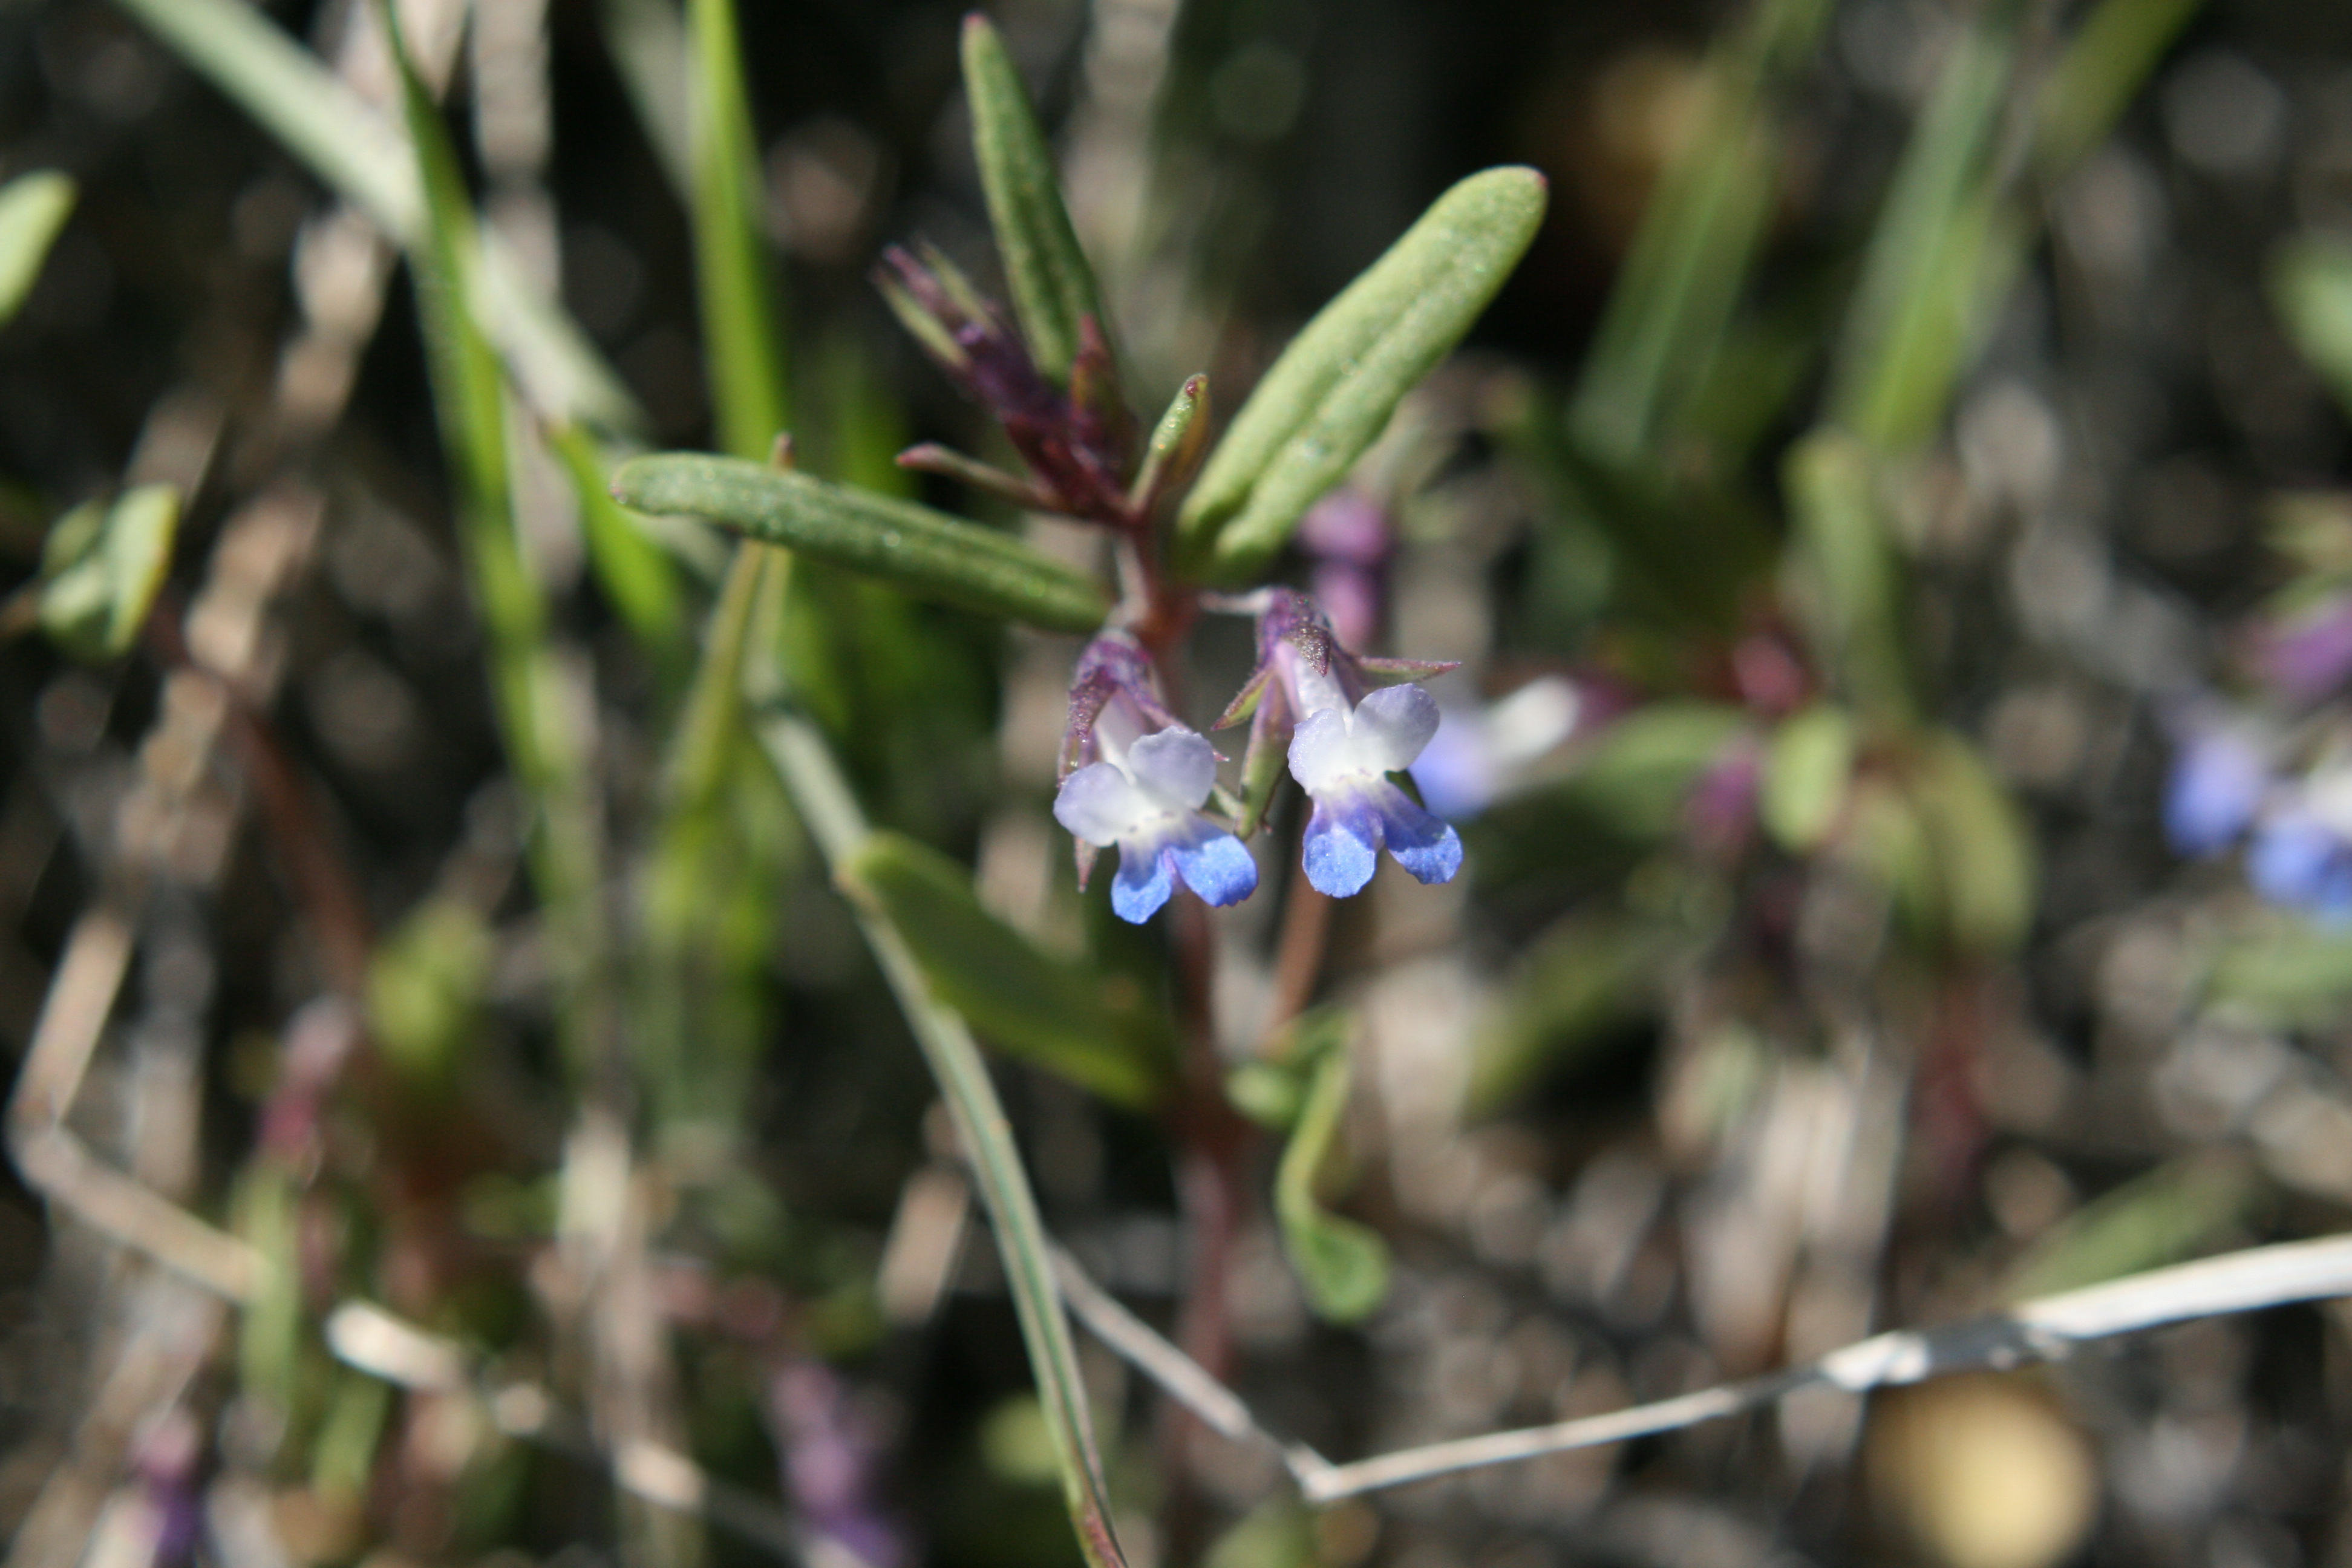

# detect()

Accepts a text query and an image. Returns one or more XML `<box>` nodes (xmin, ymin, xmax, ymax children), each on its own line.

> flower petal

<box><xmin>1353</xmin><ymin>682</ymin><xmax>1441</xmax><ymax>774</ymax></box>
<box><xmin>1373</xmin><ymin>780</ymin><xmax>1463</xmax><ymax>885</ymax></box>
<box><xmin>1109</xmin><ymin>841</ymin><xmax>1176</xmax><ymax>923</ymax></box>
<box><xmin>1126</xmin><ymin>726</ymin><xmax>1218</xmax><ymax>811</ymax></box>
<box><xmin>1288</xmin><ymin>707</ymin><xmax>1359</xmax><ymax>796</ymax></box>
<box><xmin>1053</xmin><ymin>761</ymin><xmax>1151</xmax><ymax>845</ymax></box>
<box><xmin>2249</xmin><ymin>812</ymin><xmax>2340</xmax><ymax>910</ymax></box>
<box><xmin>1171</xmin><ymin>820</ymin><xmax>1259</xmax><ymax>907</ymax></box>
<box><xmin>1301</xmin><ymin>795</ymin><xmax>1380</xmax><ymax>898</ymax></box>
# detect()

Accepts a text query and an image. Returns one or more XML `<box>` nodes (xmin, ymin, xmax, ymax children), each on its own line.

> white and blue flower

<box><xmin>1287</xmin><ymin>682</ymin><xmax>1463</xmax><ymax>898</ymax></box>
<box><xmin>1054</xmin><ymin>725</ymin><xmax>1259</xmax><ymax>923</ymax></box>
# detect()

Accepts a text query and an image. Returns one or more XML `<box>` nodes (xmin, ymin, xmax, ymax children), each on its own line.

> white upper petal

<box><xmin>1125</xmin><ymin>726</ymin><xmax>1218</xmax><ymax>811</ymax></box>
<box><xmin>1053</xmin><ymin>760</ymin><xmax>1155</xmax><ymax>844</ymax></box>
<box><xmin>1287</xmin><ymin>707</ymin><xmax>1360</xmax><ymax>796</ymax></box>
<box><xmin>1353</xmin><ymin>683</ymin><xmax>1441</xmax><ymax>773</ymax></box>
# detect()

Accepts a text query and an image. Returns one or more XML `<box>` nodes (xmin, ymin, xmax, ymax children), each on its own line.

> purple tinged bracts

<box><xmin>875</xmin><ymin>244</ymin><xmax>1135</xmax><ymax>528</ymax></box>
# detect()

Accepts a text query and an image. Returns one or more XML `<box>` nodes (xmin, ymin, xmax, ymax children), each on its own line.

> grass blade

<box><xmin>0</xmin><ymin>171</ymin><xmax>76</xmax><ymax>327</ymax></box>
<box><xmin>1826</xmin><ymin>6</ymin><xmax>2019</xmax><ymax>448</ymax></box>
<box><xmin>1176</xmin><ymin>167</ymin><xmax>1548</xmax><ymax>583</ymax></box>
<box><xmin>113</xmin><ymin>0</ymin><xmax>644</xmax><ymax>436</ymax></box>
<box><xmin>744</xmin><ymin>669</ymin><xmax>1129</xmax><ymax>1568</ymax></box>
<box><xmin>1568</xmin><ymin>0</ymin><xmax>1835</xmax><ymax>465</ymax></box>
<box><xmin>612</xmin><ymin>454</ymin><xmax>1110</xmax><ymax>633</ymax></box>
<box><xmin>689</xmin><ymin>0</ymin><xmax>790</xmax><ymax>459</ymax></box>
<box><xmin>548</xmin><ymin>425</ymin><xmax>691</xmax><ymax>675</ymax></box>
<box><xmin>381</xmin><ymin>0</ymin><xmax>603</xmax><ymax>1075</ymax></box>
<box><xmin>962</xmin><ymin>13</ymin><xmax>1107</xmax><ymax>384</ymax></box>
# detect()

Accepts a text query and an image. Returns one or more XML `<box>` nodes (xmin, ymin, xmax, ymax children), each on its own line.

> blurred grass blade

<box><xmin>1827</xmin><ymin>6</ymin><xmax>2018</xmax><ymax>448</ymax></box>
<box><xmin>962</xmin><ymin>13</ymin><xmax>1106</xmax><ymax>384</ymax></box>
<box><xmin>745</xmin><ymin>690</ymin><xmax>1129</xmax><ymax>1568</ymax></box>
<box><xmin>2002</xmin><ymin>1155</ymin><xmax>2255</xmax><ymax>1302</ymax></box>
<box><xmin>598</xmin><ymin>0</ymin><xmax>695</xmax><ymax>198</ymax></box>
<box><xmin>841</xmin><ymin>832</ymin><xmax>1176</xmax><ymax>1109</ymax></box>
<box><xmin>381</xmin><ymin>0</ymin><xmax>603</xmax><ymax>1071</ymax></box>
<box><xmin>0</xmin><ymin>171</ymin><xmax>76</xmax><ymax>327</ymax></box>
<box><xmin>114</xmin><ymin>0</ymin><xmax>643</xmax><ymax>436</ymax></box>
<box><xmin>36</xmin><ymin>485</ymin><xmax>178</xmax><ymax>661</ymax></box>
<box><xmin>1568</xmin><ymin>0</ymin><xmax>1835</xmax><ymax>463</ymax></box>
<box><xmin>1272</xmin><ymin>1011</ymin><xmax>1390</xmax><ymax>1324</ymax></box>
<box><xmin>2274</xmin><ymin>238</ymin><xmax>2352</xmax><ymax>419</ymax></box>
<box><xmin>2034</xmin><ymin>0</ymin><xmax>2207</xmax><ymax>178</ymax></box>
<box><xmin>638</xmin><ymin>544</ymin><xmax>792</xmax><ymax>1144</ymax></box>
<box><xmin>689</xmin><ymin>0</ymin><xmax>789</xmax><ymax>459</ymax></box>
<box><xmin>1177</xmin><ymin>167</ymin><xmax>1549</xmax><ymax>583</ymax></box>
<box><xmin>549</xmin><ymin>425</ymin><xmax>690</xmax><ymax>674</ymax></box>
<box><xmin>612</xmin><ymin>454</ymin><xmax>1110</xmax><ymax>632</ymax></box>
<box><xmin>1784</xmin><ymin>430</ymin><xmax>1910</xmax><ymax>722</ymax></box>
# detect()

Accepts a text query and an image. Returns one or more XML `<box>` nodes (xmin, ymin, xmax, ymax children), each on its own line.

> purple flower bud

<box><xmin>2253</xmin><ymin>592</ymin><xmax>2352</xmax><ymax>707</ymax></box>
<box><xmin>2247</xmin><ymin>808</ymin><xmax>2352</xmax><ymax>921</ymax></box>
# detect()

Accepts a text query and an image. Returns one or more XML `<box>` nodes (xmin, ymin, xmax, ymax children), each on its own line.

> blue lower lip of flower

<box><xmin>1109</xmin><ymin>816</ymin><xmax>1258</xmax><ymax>921</ymax></box>
<box><xmin>1111</xmin><ymin>839</ymin><xmax>1177</xmax><ymax>922</ymax></box>
<box><xmin>1302</xmin><ymin>779</ymin><xmax>1465</xmax><ymax>898</ymax></box>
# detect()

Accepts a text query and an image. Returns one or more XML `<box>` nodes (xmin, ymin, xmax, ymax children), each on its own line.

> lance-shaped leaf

<box><xmin>1128</xmin><ymin>374</ymin><xmax>1210</xmax><ymax>518</ymax></box>
<box><xmin>1177</xmin><ymin>168</ymin><xmax>1548</xmax><ymax>584</ymax></box>
<box><xmin>840</xmin><ymin>832</ymin><xmax>1175</xmax><ymax>1109</ymax></box>
<box><xmin>1761</xmin><ymin>702</ymin><xmax>1856</xmax><ymax>851</ymax></box>
<box><xmin>612</xmin><ymin>454</ymin><xmax>1109</xmax><ymax>633</ymax></box>
<box><xmin>962</xmin><ymin>13</ymin><xmax>1107</xmax><ymax>385</ymax></box>
<box><xmin>2275</xmin><ymin>237</ymin><xmax>2352</xmax><ymax>421</ymax></box>
<box><xmin>1272</xmin><ymin>1009</ymin><xmax>1390</xmax><ymax>1324</ymax></box>
<box><xmin>37</xmin><ymin>485</ymin><xmax>180</xmax><ymax>661</ymax></box>
<box><xmin>0</xmin><ymin>171</ymin><xmax>74</xmax><ymax>327</ymax></box>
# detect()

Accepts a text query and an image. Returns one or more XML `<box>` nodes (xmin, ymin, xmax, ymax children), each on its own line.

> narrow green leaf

<box><xmin>364</xmin><ymin>898</ymin><xmax>492</xmax><ymax>1093</ymax></box>
<box><xmin>113</xmin><ymin>0</ymin><xmax>643</xmax><ymax>436</ymax></box>
<box><xmin>381</xmin><ymin>0</ymin><xmax>604</xmax><ymax>1075</ymax></box>
<box><xmin>2001</xmin><ymin>1155</ymin><xmax>2254</xmax><ymax>1302</ymax></box>
<box><xmin>2274</xmin><ymin>238</ymin><xmax>2352</xmax><ymax>421</ymax></box>
<box><xmin>1557</xmin><ymin>702</ymin><xmax>1750</xmax><ymax>841</ymax></box>
<box><xmin>1178</xmin><ymin>167</ymin><xmax>1549</xmax><ymax>583</ymax></box>
<box><xmin>598</xmin><ymin>0</ymin><xmax>696</xmax><ymax>198</ymax></box>
<box><xmin>1273</xmin><ymin>1013</ymin><xmax>1390</xmax><ymax>1324</ymax></box>
<box><xmin>1569</xmin><ymin>0</ymin><xmax>1835</xmax><ymax>463</ymax></box>
<box><xmin>1783</xmin><ymin>430</ymin><xmax>1910</xmax><ymax>724</ymax></box>
<box><xmin>637</xmin><ymin>544</ymin><xmax>794</xmax><ymax>1145</ymax></box>
<box><xmin>1908</xmin><ymin>730</ymin><xmax>2036</xmax><ymax>954</ymax></box>
<box><xmin>1827</xmin><ymin>8</ymin><xmax>2019</xmax><ymax>448</ymax></box>
<box><xmin>2207</xmin><ymin>909</ymin><xmax>2352</xmax><ymax>1024</ymax></box>
<box><xmin>841</xmin><ymin>832</ymin><xmax>1175</xmax><ymax>1109</ymax></box>
<box><xmin>746</xmin><ymin>696</ymin><xmax>1129</xmax><ymax>1568</ymax></box>
<box><xmin>37</xmin><ymin>485</ymin><xmax>178</xmax><ymax>661</ymax></box>
<box><xmin>962</xmin><ymin>13</ymin><xmax>1106</xmax><ymax>384</ymax></box>
<box><xmin>2033</xmin><ymin>0</ymin><xmax>2207</xmax><ymax>180</ymax></box>
<box><xmin>1760</xmin><ymin>703</ymin><xmax>1856</xmax><ymax>851</ymax></box>
<box><xmin>549</xmin><ymin>425</ymin><xmax>689</xmax><ymax>673</ymax></box>
<box><xmin>0</xmin><ymin>172</ymin><xmax>76</xmax><ymax>327</ymax></box>
<box><xmin>612</xmin><ymin>454</ymin><xmax>1109</xmax><ymax>633</ymax></box>
<box><xmin>689</xmin><ymin>0</ymin><xmax>789</xmax><ymax>459</ymax></box>
<box><xmin>1128</xmin><ymin>373</ymin><xmax>1209</xmax><ymax>516</ymax></box>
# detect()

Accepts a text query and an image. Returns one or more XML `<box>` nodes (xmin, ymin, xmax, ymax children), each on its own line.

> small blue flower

<box><xmin>2164</xmin><ymin>723</ymin><xmax>2271</xmax><ymax>857</ymax></box>
<box><xmin>1287</xmin><ymin>683</ymin><xmax>1463</xmax><ymax>897</ymax></box>
<box><xmin>1054</xmin><ymin>727</ymin><xmax>1258</xmax><ymax>922</ymax></box>
<box><xmin>2247</xmin><ymin>808</ymin><xmax>2352</xmax><ymax>921</ymax></box>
